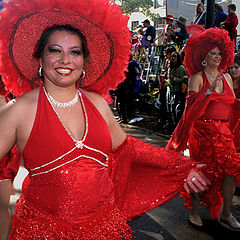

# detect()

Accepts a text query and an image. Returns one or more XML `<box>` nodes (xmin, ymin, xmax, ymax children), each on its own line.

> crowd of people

<box><xmin>0</xmin><ymin>0</ymin><xmax>239</xmax><ymax>239</ymax></box>
<box><xmin>119</xmin><ymin>3</ymin><xmax>239</xmax><ymax>131</ymax></box>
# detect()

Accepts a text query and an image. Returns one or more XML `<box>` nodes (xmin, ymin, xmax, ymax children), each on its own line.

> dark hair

<box><xmin>228</xmin><ymin>4</ymin><xmax>236</xmax><ymax>11</ymax></box>
<box><xmin>170</xmin><ymin>51</ymin><xmax>182</xmax><ymax>69</ymax></box>
<box><xmin>234</xmin><ymin>55</ymin><xmax>240</xmax><ymax>66</ymax></box>
<box><xmin>165</xmin><ymin>45</ymin><xmax>177</xmax><ymax>54</ymax></box>
<box><xmin>215</xmin><ymin>3</ymin><xmax>223</xmax><ymax>12</ymax></box>
<box><xmin>143</xmin><ymin>19</ymin><xmax>150</xmax><ymax>24</ymax></box>
<box><xmin>33</xmin><ymin>25</ymin><xmax>89</xmax><ymax>59</ymax></box>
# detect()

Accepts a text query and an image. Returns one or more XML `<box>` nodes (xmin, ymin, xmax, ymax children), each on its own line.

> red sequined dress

<box><xmin>167</xmin><ymin>71</ymin><xmax>240</xmax><ymax>219</ymax></box>
<box><xmin>0</xmin><ymin>87</ymin><xmax>195</xmax><ymax>239</ymax></box>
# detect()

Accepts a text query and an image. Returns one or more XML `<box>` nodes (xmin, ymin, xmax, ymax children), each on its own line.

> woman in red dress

<box><xmin>0</xmin><ymin>0</ymin><xmax>209</xmax><ymax>239</ymax></box>
<box><xmin>167</xmin><ymin>27</ymin><xmax>240</xmax><ymax>229</ymax></box>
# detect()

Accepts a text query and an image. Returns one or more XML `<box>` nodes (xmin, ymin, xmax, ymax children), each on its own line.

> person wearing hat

<box><xmin>155</xmin><ymin>15</ymin><xmax>176</xmax><ymax>45</ymax></box>
<box><xmin>142</xmin><ymin>19</ymin><xmax>156</xmax><ymax>46</ymax></box>
<box><xmin>0</xmin><ymin>0</ymin><xmax>210</xmax><ymax>239</ymax></box>
<box><xmin>167</xmin><ymin>27</ymin><xmax>240</xmax><ymax>229</ymax></box>
<box><xmin>170</xmin><ymin>15</ymin><xmax>189</xmax><ymax>49</ymax></box>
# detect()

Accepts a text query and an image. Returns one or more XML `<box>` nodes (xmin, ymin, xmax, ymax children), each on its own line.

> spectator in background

<box><xmin>214</xmin><ymin>3</ymin><xmax>228</xmax><ymax>28</ymax></box>
<box><xmin>141</xmin><ymin>19</ymin><xmax>156</xmax><ymax>55</ymax></box>
<box><xmin>192</xmin><ymin>3</ymin><xmax>206</xmax><ymax>26</ymax></box>
<box><xmin>167</xmin><ymin>51</ymin><xmax>186</xmax><ymax>127</ymax></box>
<box><xmin>155</xmin><ymin>15</ymin><xmax>176</xmax><ymax>44</ymax></box>
<box><xmin>171</xmin><ymin>15</ymin><xmax>189</xmax><ymax>49</ymax></box>
<box><xmin>116</xmin><ymin>56</ymin><xmax>141</xmax><ymax>123</ymax></box>
<box><xmin>159</xmin><ymin>46</ymin><xmax>176</xmax><ymax>130</ymax></box>
<box><xmin>220</xmin><ymin>4</ymin><xmax>238</xmax><ymax>43</ymax></box>
<box><xmin>142</xmin><ymin>19</ymin><xmax>156</xmax><ymax>46</ymax></box>
<box><xmin>229</xmin><ymin>55</ymin><xmax>240</xmax><ymax>98</ymax></box>
<box><xmin>132</xmin><ymin>28</ymin><xmax>144</xmax><ymax>54</ymax></box>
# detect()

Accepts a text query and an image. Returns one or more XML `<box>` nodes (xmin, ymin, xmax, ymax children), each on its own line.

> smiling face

<box><xmin>171</xmin><ymin>52</ymin><xmax>178</xmax><ymax>62</ymax></box>
<box><xmin>229</xmin><ymin>62</ymin><xmax>240</xmax><ymax>80</ymax></box>
<box><xmin>204</xmin><ymin>48</ymin><xmax>222</xmax><ymax>69</ymax></box>
<box><xmin>40</xmin><ymin>30</ymin><xmax>84</xmax><ymax>88</ymax></box>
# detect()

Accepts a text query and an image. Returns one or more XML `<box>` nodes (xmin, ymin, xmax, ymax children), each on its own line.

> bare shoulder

<box><xmin>0</xmin><ymin>88</ymin><xmax>40</xmax><ymax>126</ymax></box>
<box><xmin>1</xmin><ymin>88</ymin><xmax>39</xmax><ymax>114</ymax></box>
<box><xmin>188</xmin><ymin>72</ymin><xmax>203</xmax><ymax>92</ymax></box>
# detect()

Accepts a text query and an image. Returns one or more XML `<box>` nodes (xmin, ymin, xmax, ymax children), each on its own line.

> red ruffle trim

<box><xmin>0</xmin><ymin>0</ymin><xmax>131</xmax><ymax>99</ymax></box>
<box><xmin>10</xmin><ymin>196</ymin><xmax>133</xmax><ymax>240</ymax></box>
<box><xmin>180</xmin><ymin>120</ymin><xmax>240</xmax><ymax>219</ymax></box>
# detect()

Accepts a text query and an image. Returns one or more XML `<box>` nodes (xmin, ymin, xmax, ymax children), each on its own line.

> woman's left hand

<box><xmin>184</xmin><ymin>164</ymin><xmax>210</xmax><ymax>194</ymax></box>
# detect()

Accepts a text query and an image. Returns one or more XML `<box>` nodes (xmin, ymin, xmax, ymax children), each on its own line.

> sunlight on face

<box><xmin>40</xmin><ymin>30</ymin><xmax>84</xmax><ymax>88</ymax></box>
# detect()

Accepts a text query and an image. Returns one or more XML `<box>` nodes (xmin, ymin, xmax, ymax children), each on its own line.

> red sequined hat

<box><xmin>0</xmin><ymin>0</ymin><xmax>131</xmax><ymax>97</ymax></box>
<box><xmin>184</xmin><ymin>27</ymin><xmax>235</xmax><ymax>76</ymax></box>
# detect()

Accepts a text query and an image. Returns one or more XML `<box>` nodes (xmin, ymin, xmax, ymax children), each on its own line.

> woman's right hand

<box><xmin>208</xmin><ymin>73</ymin><xmax>223</xmax><ymax>92</ymax></box>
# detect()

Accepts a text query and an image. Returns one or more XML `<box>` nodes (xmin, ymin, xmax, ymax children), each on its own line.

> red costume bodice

<box><xmin>200</xmin><ymin>71</ymin><xmax>234</xmax><ymax>120</ymax></box>
<box><xmin>21</xmin><ymin>87</ymin><xmax>113</xmax><ymax>224</ymax></box>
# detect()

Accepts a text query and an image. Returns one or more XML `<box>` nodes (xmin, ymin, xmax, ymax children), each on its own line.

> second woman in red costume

<box><xmin>167</xmin><ymin>27</ymin><xmax>240</xmax><ymax>229</ymax></box>
<box><xmin>0</xmin><ymin>0</ymin><xmax>209</xmax><ymax>239</ymax></box>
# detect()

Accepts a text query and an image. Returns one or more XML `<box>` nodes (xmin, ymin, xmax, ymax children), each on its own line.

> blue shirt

<box><xmin>214</xmin><ymin>11</ymin><xmax>228</xmax><ymax>28</ymax></box>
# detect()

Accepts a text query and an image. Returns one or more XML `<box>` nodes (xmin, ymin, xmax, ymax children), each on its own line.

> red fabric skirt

<box><xmin>9</xmin><ymin>196</ymin><xmax>133</xmax><ymax>240</ymax></box>
<box><xmin>181</xmin><ymin>119</ymin><xmax>240</xmax><ymax>219</ymax></box>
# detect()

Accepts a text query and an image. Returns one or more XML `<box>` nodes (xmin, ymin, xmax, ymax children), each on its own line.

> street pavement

<box><xmin>9</xmin><ymin>120</ymin><xmax>240</xmax><ymax>240</ymax></box>
<box><xmin>121</xmin><ymin>122</ymin><xmax>240</xmax><ymax>240</ymax></box>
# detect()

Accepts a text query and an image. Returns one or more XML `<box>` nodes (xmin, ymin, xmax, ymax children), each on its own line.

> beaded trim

<box><xmin>47</xmin><ymin>91</ymin><xmax>79</xmax><ymax>108</ymax></box>
<box><xmin>43</xmin><ymin>86</ymin><xmax>88</xmax><ymax>146</ymax></box>
<box><xmin>28</xmin><ymin>87</ymin><xmax>109</xmax><ymax>176</ymax></box>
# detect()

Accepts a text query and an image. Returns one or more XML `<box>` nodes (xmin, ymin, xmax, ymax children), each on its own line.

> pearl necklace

<box><xmin>45</xmin><ymin>88</ymin><xmax>79</xmax><ymax>108</ymax></box>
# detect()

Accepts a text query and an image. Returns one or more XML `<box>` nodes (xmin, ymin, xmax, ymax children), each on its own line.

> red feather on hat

<box><xmin>184</xmin><ymin>26</ymin><xmax>235</xmax><ymax>76</ymax></box>
<box><xmin>0</xmin><ymin>0</ymin><xmax>131</xmax><ymax>98</ymax></box>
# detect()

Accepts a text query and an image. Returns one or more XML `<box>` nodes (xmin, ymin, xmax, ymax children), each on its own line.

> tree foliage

<box><xmin>114</xmin><ymin>0</ymin><xmax>153</xmax><ymax>15</ymax></box>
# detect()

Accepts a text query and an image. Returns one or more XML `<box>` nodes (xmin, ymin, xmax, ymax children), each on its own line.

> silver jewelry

<box><xmin>47</xmin><ymin>89</ymin><xmax>79</xmax><ymax>108</ymax></box>
<box><xmin>205</xmin><ymin>88</ymin><xmax>212</xmax><ymax>97</ymax></box>
<box><xmin>80</xmin><ymin>69</ymin><xmax>85</xmax><ymax>79</ymax></box>
<box><xmin>204</xmin><ymin>70</ymin><xmax>216</xmax><ymax>82</ymax></box>
<box><xmin>39</xmin><ymin>66</ymin><xmax>43</xmax><ymax>77</ymax></box>
<box><xmin>191</xmin><ymin>177</ymin><xmax>197</xmax><ymax>182</ymax></box>
<box><xmin>202</xmin><ymin>60</ymin><xmax>207</xmax><ymax>67</ymax></box>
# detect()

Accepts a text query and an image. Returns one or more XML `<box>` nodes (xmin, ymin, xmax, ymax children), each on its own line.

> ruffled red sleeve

<box><xmin>108</xmin><ymin>135</ymin><xmax>195</xmax><ymax>220</ymax></box>
<box><xmin>0</xmin><ymin>145</ymin><xmax>21</xmax><ymax>182</ymax></box>
<box><xmin>166</xmin><ymin>89</ymin><xmax>213</xmax><ymax>152</ymax></box>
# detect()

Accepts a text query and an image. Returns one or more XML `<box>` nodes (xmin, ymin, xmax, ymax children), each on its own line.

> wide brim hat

<box><xmin>184</xmin><ymin>26</ymin><xmax>235</xmax><ymax>76</ymax></box>
<box><xmin>175</xmin><ymin>15</ymin><xmax>188</xmax><ymax>26</ymax></box>
<box><xmin>163</xmin><ymin>15</ymin><xmax>174</xmax><ymax>21</ymax></box>
<box><xmin>0</xmin><ymin>0</ymin><xmax>131</xmax><ymax>97</ymax></box>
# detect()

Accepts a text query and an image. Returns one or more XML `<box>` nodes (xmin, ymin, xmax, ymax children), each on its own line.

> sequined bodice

<box><xmin>21</xmin><ymin>87</ymin><xmax>113</xmax><ymax>224</ymax></box>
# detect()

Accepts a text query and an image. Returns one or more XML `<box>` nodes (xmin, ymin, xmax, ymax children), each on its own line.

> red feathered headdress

<box><xmin>184</xmin><ymin>26</ymin><xmax>235</xmax><ymax>76</ymax></box>
<box><xmin>0</xmin><ymin>0</ymin><xmax>131</xmax><ymax>97</ymax></box>
<box><xmin>0</xmin><ymin>75</ymin><xmax>8</xmax><ymax>97</ymax></box>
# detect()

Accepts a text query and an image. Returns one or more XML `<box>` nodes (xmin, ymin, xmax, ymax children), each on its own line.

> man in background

<box><xmin>220</xmin><ymin>4</ymin><xmax>238</xmax><ymax>44</ymax></box>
